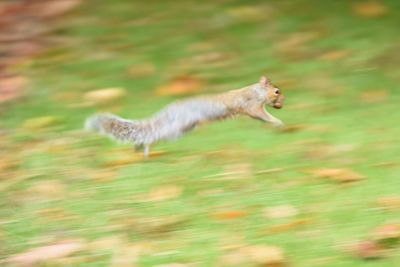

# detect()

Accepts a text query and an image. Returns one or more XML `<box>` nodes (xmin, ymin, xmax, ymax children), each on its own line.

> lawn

<box><xmin>1</xmin><ymin>0</ymin><xmax>399</xmax><ymax>266</ymax></box>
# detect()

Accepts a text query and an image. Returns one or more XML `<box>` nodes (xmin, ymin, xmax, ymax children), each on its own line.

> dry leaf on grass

<box><xmin>0</xmin><ymin>75</ymin><xmax>28</xmax><ymax>103</ymax></box>
<box><xmin>22</xmin><ymin>116</ymin><xmax>59</xmax><ymax>130</ymax></box>
<box><xmin>156</xmin><ymin>76</ymin><xmax>203</xmax><ymax>96</ymax></box>
<box><xmin>29</xmin><ymin>0</ymin><xmax>82</xmax><ymax>18</ymax></box>
<box><xmin>83</xmin><ymin>88</ymin><xmax>127</xmax><ymax>105</ymax></box>
<box><xmin>140</xmin><ymin>185</ymin><xmax>183</xmax><ymax>202</ymax></box>
<box><xmin>352</xmin><ymin>240</ymin><xmax>385</xmax><ymax>260</ymax></box>
<box><xmin>128</xmin><ymin>63</ymin><xmax>156</xmax><ymax>78</ymax></box>
<box><xmin>360</xmin><ymin>90</ymin><xmax>388</xmax><ymax>104</ymax></box>
<box><xmin>376</xmin><ymin>196</ymin><xmax>400</xmax><ymax>211</ymax></box>
<box><xmin>371</xmin><ymin>224</ymin><xmax>400</xmax><ymax>247</ymax></box>
<box><xmin>318</xmin><ymin>50</ymin><xmax>349</xmax><ymax>61</ymax></box>
<box><xmin>309</xmin><ymin>168</ymin><xmax>365</xmax><ymax>183</ymax></box>
<box><xmin>213</xmin><ymin>210</ymin><xmax>248</xmax><ymax>220</ymax></box>
<box><xmin>266</xmin><ymin>218</ymin><xmax>313</xmax><ymax>234</ymax></box>
<box><xmin>29</xmin><ymin>180</ymin><xmax>67</xmax><ymax>199</ymax></box>
<box><xmin>245</xmin><ymin>245</ymin><xmax>286</xmax><ymax>266</ymax></box>
<box><xmin>353</xmin><ymin>2</ymin><xmax>388</xmax><ymax>18</ymax></box>
<box><xmin>7</xmin><ymin>239</ymin><xmax>86</xmax><ymax>266</ymax></box>
<box><xmin>264</xmin><ymin>205</ymin><xmax>299</xmax><ymax>219</ymax></box>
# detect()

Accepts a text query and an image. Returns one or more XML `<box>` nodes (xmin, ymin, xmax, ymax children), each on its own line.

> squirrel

<box><xmin>85</xmin><ymin>76</ymin><xmax>285</xmax><ymax>158</ymax></box>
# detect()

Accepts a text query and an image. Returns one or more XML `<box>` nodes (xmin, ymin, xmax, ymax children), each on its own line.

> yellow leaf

<box><xmin>140</xmin><ymin>185</ymin><xmax>183</xmax><ymax>202</ymax></box>
<box><xmin>264</xmin><ymin>205</ymin><xmax>299</xmax><ymax>219</ymax></box>
<box><xmin>310</xmin><ymin>168</ymin><xmax>365</xmax><ymax>182</ymax></box>
<box><xmin>353</xmin><ymin>2</ymin><xmax>388</xmax><ymax>18</ymax></box>
<box><xmin>23</xmin><ymin>116</ymin><xmax>59</xmax><ymax>130</ymax></box>
<box><xmin>245</xmin><ymin>245</ymin><xmax>286</xmax><ymax>266</ymax></box>
<box><xmin>318</xmin><ymin>50</ymin><xmax>349</xmax><ymax>61</ymax></box>
<box><xmin>376</xmin><ymin>196</ymin><xmax>400</xmax><ymax>211</ymax></box>
<box><xmin>360</xmin><ymin>90</ymin><xmax>388</xmax><ymax>104</ymax></box>
<box><xmin>83</xmin><ymin>88</ymin><xmax>127</xmax><ymax>105</ymax></box>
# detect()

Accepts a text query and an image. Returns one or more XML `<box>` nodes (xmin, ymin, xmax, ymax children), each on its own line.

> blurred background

<box><xmin>1</xmin><ymin>0</ymin><xmax>400</xmax><ymax>266</ymax></box>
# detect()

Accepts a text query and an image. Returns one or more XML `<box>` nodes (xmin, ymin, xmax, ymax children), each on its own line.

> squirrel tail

<box><xmin>85</xmin><ymin>113</ymin><xmax>138</xmax><ymax>143</ymax></box>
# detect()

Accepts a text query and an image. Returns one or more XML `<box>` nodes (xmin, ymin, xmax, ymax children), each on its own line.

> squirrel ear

<box><xmin>259</xmin><ymin>76</ymin><xmax>271</xmax><ymax>86</ymax></box>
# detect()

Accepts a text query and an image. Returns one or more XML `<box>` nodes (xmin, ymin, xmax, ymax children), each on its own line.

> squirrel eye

<box><xmin>274</xmin><ymin>89</ymin><xmax>280</xmax><ymax>95</ymax></box>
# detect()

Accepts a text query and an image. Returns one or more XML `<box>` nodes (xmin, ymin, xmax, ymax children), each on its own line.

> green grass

<box><xmin>1</xmin><ymin>0</ymin><xmax>400</xmax><ymax>266</ymax></box>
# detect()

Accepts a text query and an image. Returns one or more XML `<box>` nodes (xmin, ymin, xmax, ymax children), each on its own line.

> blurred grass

<box><xmin>1</xmin><ymin>0</ymin><xmax>400</xmax><ymax>266</ymax></box>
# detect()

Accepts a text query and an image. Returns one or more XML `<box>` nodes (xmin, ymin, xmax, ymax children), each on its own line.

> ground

<box><xmin>1</xmin><ymin>0</ymin><xmax>400</xmax><ymax>266</ymax></box>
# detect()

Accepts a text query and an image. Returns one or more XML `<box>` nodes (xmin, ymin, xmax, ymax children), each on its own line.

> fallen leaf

<box><xmin>279</xmin><ymin>124</ymin><xmax>307</xmax><ymax>133</ymax></box>
<box><xmin>353</xmin><ymin>2</ymin><xmax>388</xmax><ymax>18</ymax></box>
<box><xmin>266</xmin><ymin>218</ymin><xmax>313</xmax><ymax>234</ymax></box>
<box><xmin>128</xmin><ymin>63</ymin><xmax>156</xmax><ymax>78</ymax></box>
<box><xmin>155</xmin><ymin>264</ymin><xmax>191</xmax><ymax>267</ymax></box>
<box><xmin>226</xmin><ymin>6</ymin><xmax>271</xmax><ymax>21</ymax></box>
<box><xmin>110</xmin><ymin>244</ymin><xmax>141</xmax><ymax>267</ymax></box>
<box><xmin>245</xmin><ymin>245</ymin><xmax>286</xmax><ymax>266</ymax></box>
<box><xmin>352</xmin><ymin>240</ymin><xmax>384</xmax><ymax>260</ymax></box>
<box><xmin>7</xmin><ymin>239</ymin><xmax>86</xmax><ymax>266</ymax></box>
<box><xmin>29</xmin><ymin>0</ymin><xmax>82</xmax><ymax>18</ymax></box>
<box><xmin>213</xmin><ymin>210</ymin><xmax>248</xmax><ymax>220</ymax></box>
<box><xmin>29</xmin><ymin>180</ymin><xmax>67</xmax><ymax>199</ymax></box>
<box><xmin>156</xmin><ymin>76</ymin><xmax>203</xmax><ymax>96</ymax></box>
<box><xmin>376</xmin><ymin>196</ymin><xmax>400</xmax><ymax>211</ymax></box>
<box><xmin>83</xmin><ymin>88</ymin><xmax>127</xmax><ymax>105</ymax></box>
<box><xmin>264</xmin><ymin>205</ymin><xmax>299</xmax><ymax>219</ymax></box>
<box><xmin>219</xmin><ymin>249</ymin><xmax>249</xmax><ymax>266</ymax></box>
<box><xmin>371</xmin><ymin>224</ymin><xmax>400</xmax><ymax>247</ymax></box>
<box><xmin>142</xmin><ymin>185</ymin><xmax>183</xmax><ymax>202</ymax></box>
<box><xmin>222</xmin><ymin>163</ymin><xmax>253</xmax><ymax>180</ymax></box>
<box><xmin>310</xmin><ymin>168</ymin><xmax>365</xmax><ymax>183</ymax></box>
<box><xmin>318</xmin><ymin>50</ymin><xmax>349</xmax><ymax>61</ymax></box>
<box><xmin>22</xmin><ymin>116</ymin><xmax>60</xmax><ymax>130</ymax></box>
<box><xmin>0</xmin><ymin>75</ymin><xmax>28</xmax><ymax>103</ymax></box>
<box><xmin>360</xmin><ymin>90</ymin><xmax>388</xmax><ymax>104</ymax></box>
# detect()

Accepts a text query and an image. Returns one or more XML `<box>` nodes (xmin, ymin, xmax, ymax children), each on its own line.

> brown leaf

<box><xmin>0</xmin><ymin>75</ymin><xmax>27</xmax><ymax>103</ymax></box>
<box><xmin>7</xmin><ymin>239</ymin><xmax>86</xmax><ymax>266</ymax></box>
<box><xmin>140</xmin><ymin>185</ymin><xmax>183</xmax><ymax>202</ymax></box>
<box><xmin>29</xmin><ymin>180</ymin><xmax>67</xmax><ymax>199</ymax></box>
<box><xmin>29</xmin><ymin>0</ymin><xmax>82</xmax><ymax>18</ymax></box>
<box><xmin>156</xmin><ymin>76</ymin><xmax>203</xmax><ymax>96</ymax></box>
<box><xmin>352</xmin><ymin>240</ymin><xmax>385</xmax><ymax>260</ymax></box>
<box><xmin>360</xmin><ymin>90</ymin><xmax>388</xmax><ymax>104</ymax></box>
<box><xmin>226</xmin><ymin>6</ymin><xmax>269</xmax><ymax>21</ymax></box>
<box><xmin>213</xmin><ymin>210</ymin><xmax>248</xmax><ymax>220</ymax></box>
<box><xmin>318</xmin><ymin>50</ymin><xmax>349</xmax><ymax>61</ymax></box>
<box><xmin>83</xmin><ymin>88</ymin><xmax>127</xmax><ymax>105</ymax></box>
<box><xmin>310</xmin><ymin>168</ymin><xmax>365</xmax><ymax>183</ymax></box>
<box><xmin>245</xmin><ymin>245</ymin><xmax>286</xmax><ymax>266</ymax></box>
<box><xmin>279</xmin><ymin>124</ymin><xmax>307</xmax><ymax>133</ymax></box>
<box><xmin>376</xmin><ymin>196</ymin><xmax>400</xmax><ymax>211</ymax></box>
<box><xmin>155</xmin><ymin>264</ymin><xmax>191</xmax><ymax>267</ymax></box>
<box><xmin>353</xmin><ymin>2</ymin><xmax>388</xmax><ymax>18</ymax></box>
<box><xmin>371</xmin><ymin>224</ymin><xmax>400</xmax><ymax>247</ymax></box>
<box><xmin>128</xmin><ymin>63</ymin><xmax>156</xmax><ymax>78</ymax></box>
<box><xmin>219</xmin><ymin>249</ymin><xmax>249</xmax><ymax>266</ymax></box>
<box><xmin>263</xmin><ymin>205</ymin><xmax>299</xmax><ymax>219</ymax></box>
<box><xmin>266</xmin><ymin>218</ymin><xmax>313</xmax><ymax>234</ymax></box>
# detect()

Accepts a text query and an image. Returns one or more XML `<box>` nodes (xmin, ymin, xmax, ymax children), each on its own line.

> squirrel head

<box><xmin>254</xmin><ymin>76</ymin><xmax>285</xmax><ymax>109</ymax></box>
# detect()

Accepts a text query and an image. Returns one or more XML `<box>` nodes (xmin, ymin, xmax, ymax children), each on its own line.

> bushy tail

<box><xmin>85</xmin><ymin>113</ymin><xmax>137</xmax><ymax>143</ymax></box>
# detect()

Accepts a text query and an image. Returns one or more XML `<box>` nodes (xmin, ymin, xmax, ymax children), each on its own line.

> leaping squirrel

<box><xmin>85</xmin><ymin>76</ymin><xmax>285</xmax><ymax>158</ymax></box>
